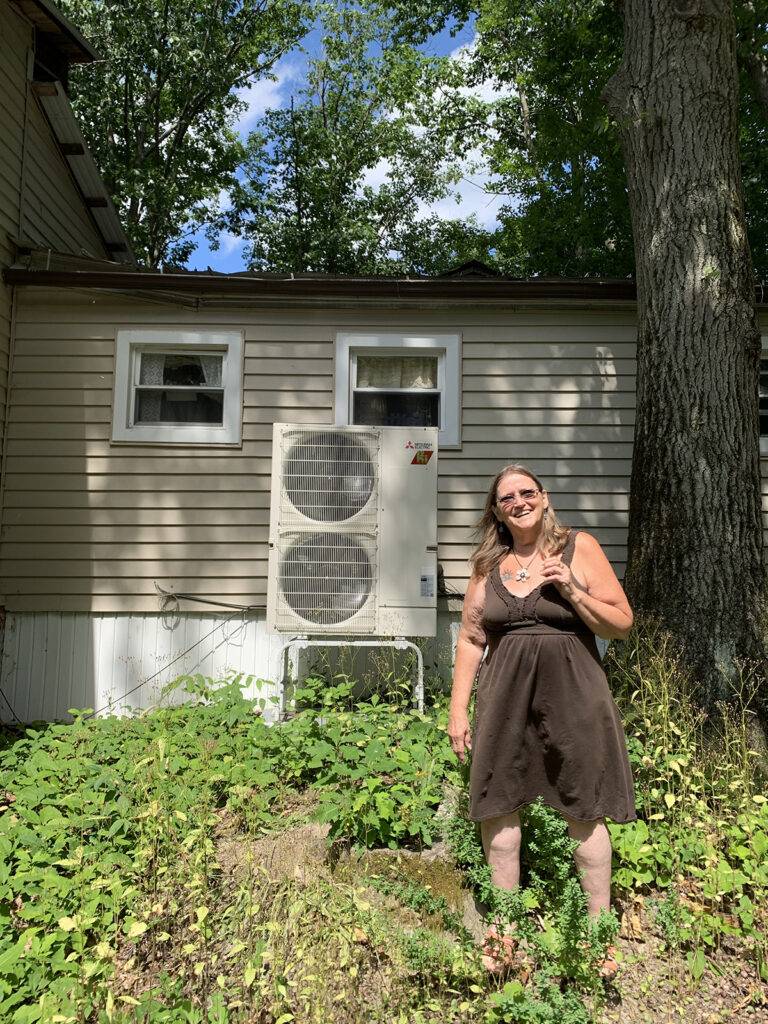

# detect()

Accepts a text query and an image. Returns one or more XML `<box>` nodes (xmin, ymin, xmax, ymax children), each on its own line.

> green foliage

<box><xmin>276</xmin><ymin>675</ymin><xmax>460</xmax><ymax>847</ymax></box>
<box><xmin>390</xmin><ymin>0</ymin><xmax>768</xmax><ymax>278</ymax></box>
<box><xmin>368</xmin><ymin>874</ymin><xmax>468</xmax><ymax>935</ymax></box>
<box><xmin>446</xmin><ymin>806</ymin><xmax>619</xmax><ymax>1000</ymax></box>
<box><xmin>398</xmin><ymin>926</ymin><xmax>466</xmax><ymax>978</ymax></box>
<box><xmin>463</xmin><ymin>0</ymin><xmax>633</xmax><ymax>278</ymax></box>
<box><xmin>485</xmin><ymin>975</ymin><xmax>593</xmax><ymax>1024</ymax></box>
<box><xmin>0</xmin><ymin>673</ymin><xmax>459</xmax><ymax>1019</ymax></box>
<box><xmin>218</xmin><ymin>0</ymin><xmax>495</xmax><ymax>273</ymax></box>
<box><xmin>58</xmin><ymin>0</ymin><xmax>311</xmax><ymax>266</ymax></box>
<box><xmin>48</xmin><ymin>0</ymin><xmax>768</xmax><ymax>278</ymax></box>
<box><xmin>2</xmin><ymin>637</ymin><xmax>766</xmax><ymax>1020</ymax></box>
<box><xmin>606</xmin><ymin>626</ymin><xmax>768</xmax><ymax>971</ymax></box>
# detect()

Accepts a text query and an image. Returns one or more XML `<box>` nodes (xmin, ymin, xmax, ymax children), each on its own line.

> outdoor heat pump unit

<box><xmin>267</xmin><ymin>423</ymin><xmax>438</xmax><ymax>637</ymax></box>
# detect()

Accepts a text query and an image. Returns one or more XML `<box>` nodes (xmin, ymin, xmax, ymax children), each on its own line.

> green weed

<box><xmin>0</xmin><ymin>626</ymin><xmax>766</xmax><ymax>1022</ymax></box>
<box><xmin>607</xmin><ymin>624</ymin><xmax>768</xmax><ymax>975</ymax></box>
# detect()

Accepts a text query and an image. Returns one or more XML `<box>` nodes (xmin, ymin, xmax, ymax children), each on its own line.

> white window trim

<box><xmin>335</xmin><ymin>332</ymin><xmax>461</xmax><ymax>448</ymax></box>
<box><xmin>112</xmin><ymin>329</ymin><xmax>244</xmax><ymax>446</ymax></box>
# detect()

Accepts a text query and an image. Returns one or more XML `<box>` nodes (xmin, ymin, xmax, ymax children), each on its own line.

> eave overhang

<box><xmin>29</xmin><ymin>81</ymin><xmax>135</xmax><ymax>265</ymax></box>
<box><xmin>2</xmin><ymin>267</ymin><xmax>639</xmax><ymax>305</ymax></box>
<box><xmin>7</xmin><ymin>258</ymin><xmax>768</xmax><ymax>310</ymax></box>
<box><xmin>11</xmin><ymin>0</ymin><xmax>100</xmax><ymax>63</ymax></box>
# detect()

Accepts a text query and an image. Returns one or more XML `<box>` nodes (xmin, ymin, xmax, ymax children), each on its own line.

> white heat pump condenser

<box><xmin>266</xmin><ymin>424</ymin><xmax>438</xmax><ymax>636</ymax></box>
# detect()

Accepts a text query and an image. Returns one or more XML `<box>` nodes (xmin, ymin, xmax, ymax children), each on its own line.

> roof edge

<box><xmin>13</xmin><ymin>0</ymin><xmax>100</xmax><ymax>63</ymax></box>
<box><xmin>2</xmin><ymin>267</ymin><xmax>638</xmax><ymax>301</ymax></box>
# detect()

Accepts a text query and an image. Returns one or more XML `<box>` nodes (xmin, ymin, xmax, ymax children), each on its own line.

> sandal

<box><xmin>481</xmin><ymin>925</ymin><xmax>520</xmax><ymax>974</ymax></box>
<box><xmin>598</xmin><ymin>944</ymin><xmax>620</xmax><ymax>980</ymax></box>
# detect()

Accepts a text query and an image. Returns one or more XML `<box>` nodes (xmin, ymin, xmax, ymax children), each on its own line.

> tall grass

<box><xmin>605</xmin><ymin>623</ymin><xmax>768</xmax><ymax>976</ymax></box>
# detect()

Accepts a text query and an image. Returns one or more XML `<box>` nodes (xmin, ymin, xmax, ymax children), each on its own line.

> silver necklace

<box><xmin>500</xmin><ymin>546</ymin><xmax>539</xmax><ymax>583</ymax></box>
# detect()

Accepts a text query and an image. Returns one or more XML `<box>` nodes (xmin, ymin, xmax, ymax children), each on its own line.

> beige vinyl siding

<box><xmin>0</xmin><ymin>4</ymin><xmax>32</xmax><ymax>437</ymax></box>
<box><xmin>1</xmin><ymin>288</ymin><xmax>639</xmax><ymax>612</ymax></box>
<box><xmin>20</xmin><ymin>95</ymin><xmax>106</xmax><ymax>258</ymax></box>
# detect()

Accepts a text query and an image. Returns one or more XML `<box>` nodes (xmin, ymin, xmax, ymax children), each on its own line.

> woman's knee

<box><xmin>562</xmin><ymin>815</ymin><xmax>607</xmax><ymax>843</ymax></box>
<box><xmin>566</xmin><ymin>817</ymin><xmax>611</xmax><ymax>865</ymax></box>
<box><xmin>481</xmin><ymin>813</ymin><xmax>522</xmax><ymax>857</ymax></box>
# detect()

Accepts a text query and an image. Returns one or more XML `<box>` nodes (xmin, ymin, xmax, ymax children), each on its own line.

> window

<box><xmin>112</xmin><ymin>330</ymin><xmax>243</xmax><ymax>445</ymax></box>
<box><xmin>335</xmin><ymin>333</ymin><xmax>461</xmax><ymax>448</ymax></box>
<box><xmin>353</xmin><ymin>354</ymin><xmax>440</xmax><ymax>428</ymax></box>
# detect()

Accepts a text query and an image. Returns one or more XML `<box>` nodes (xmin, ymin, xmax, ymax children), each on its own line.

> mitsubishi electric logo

<box><xmin>405</xmin><ymin>439</ymin><xmax>434</xmax><ymax>465</ymax></box>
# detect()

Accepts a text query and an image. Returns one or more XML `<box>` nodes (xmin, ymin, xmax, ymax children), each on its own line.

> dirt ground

<box><xmin>114</xmin><ymin>814</ymin><xmax>768</xmax><ymax>1023</ymax></box>
<box><xmin>593</xmin><ymin>897</ymin><xmax>767</xmax><ymax>1024</ymax></box>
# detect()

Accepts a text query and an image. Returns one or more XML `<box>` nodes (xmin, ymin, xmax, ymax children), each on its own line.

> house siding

<box><xmin>0</xmin><ymin>3</ymin><xmax>32</xmax><ymax>442</ymax></box>
<box><xmin>3</xmin><ymin>287</ymin><xmax>768</xmax><ymax>720</ymax></box>
<box><xmin>0</xmin><ymin>2</ymin><xmax>115</xmax><ymax>485</ymax></box>
<box><xmin>0</xmin><ymin>606</ymin><xmax>461</xmax><ymax>722</ymax></box>
<box><xmin>2</xmin><ymin>287</ymin><xmax>640</xmax><ymax>613</ymax></box>
<box><xmin>4</xmin><ymin>288</ymin><xmax>766</xmax><ymax>616</ymax></box>
<box><xmin>20</xmin><ymin>93</ymin><xmax>106</xmax><ymax>258</ymax></box>
<box><xmin>0</xmin><ymin>609</ymin><xmax>284</xmax><ymax>722</ymax></box>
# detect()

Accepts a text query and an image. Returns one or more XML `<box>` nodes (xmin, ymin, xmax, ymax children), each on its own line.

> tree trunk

<box><xmin>603</xmin><ymin>0</ymin><xmax>767</xmax><ymax>718</ymax></box>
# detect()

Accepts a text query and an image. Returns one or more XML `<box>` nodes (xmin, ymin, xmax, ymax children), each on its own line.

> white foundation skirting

<box><xmin>0</xmin><ymin>610</ymin><xmax>461</xmax><ymax>723</ymax></box>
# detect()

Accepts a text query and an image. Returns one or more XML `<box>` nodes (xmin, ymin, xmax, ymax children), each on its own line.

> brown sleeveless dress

<box><xmin>469</xmin><ymin>529</ymin><xmax>637</xmax><ymax>824</ymax></box>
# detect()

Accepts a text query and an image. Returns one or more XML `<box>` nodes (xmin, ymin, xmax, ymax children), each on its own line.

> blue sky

<box><xmin>186</xmin><ymin>16</ymin><xmax>505</xmax><ymax>272</ymax></box>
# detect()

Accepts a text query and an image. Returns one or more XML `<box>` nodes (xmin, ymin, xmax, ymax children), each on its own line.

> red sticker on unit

<box><xmin>411</xmin><ymin>450</ymin><xmax>433</xmax><ymax>465</ymax></box>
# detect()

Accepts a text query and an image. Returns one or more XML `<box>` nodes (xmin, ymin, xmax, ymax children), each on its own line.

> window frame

<box><xmin>111</xmin><ymin>329</ymin><xmax>244</xmax><ymax>446</ymax></box>
<box><xmin>335</xmin><ymin>332</ymin><xmax>461</xmax><ymax>448</ymax></box>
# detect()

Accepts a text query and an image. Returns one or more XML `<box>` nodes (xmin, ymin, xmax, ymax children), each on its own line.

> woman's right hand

<box><xmin>448</xmin><ymin>711</ymin><xmax>472</xmax><ymax>763</ymax></box>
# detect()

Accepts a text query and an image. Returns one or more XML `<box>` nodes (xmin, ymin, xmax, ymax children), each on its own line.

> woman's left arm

<box><xmin>541</xmin><ymin>532</ymin><xmax>634</xmax><ymax>640</ymax></box>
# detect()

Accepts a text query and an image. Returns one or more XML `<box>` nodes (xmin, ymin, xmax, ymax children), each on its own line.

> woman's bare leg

<box><xmin>480</xmin><ymin>811</ymin><xmax>522</xmax><ymax>890</ymax></box>
<box><xmin>479</xmin><ymin>812</ymin><xmax>522</xmax><ymax>968</ymax></box>
<box><xmin>562</xmin><ymin>814</ymin><xmax>612</xmax><ymax>916</ymax></box>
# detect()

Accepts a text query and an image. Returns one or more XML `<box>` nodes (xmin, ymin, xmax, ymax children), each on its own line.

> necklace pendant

<box><xmin>515</xmin><ymin>568</ymin><xmax>530</xmax><ymax>581</ymax></box>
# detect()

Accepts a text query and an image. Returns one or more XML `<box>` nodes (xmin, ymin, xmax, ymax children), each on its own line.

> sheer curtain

<box><xmin>137</xmin><ymin>352</ymin><xmax>163</xmax><ymax>421</ymax></box>
<box><xmin>199</xmin><ymin>355</ymin><xmax>223</xmax><ymax>386</ymax></box>
<box><xmin>356</xmin><ymin>355</ymin><xmax>437</xmax><ymax>389</ymax></box>
<box><xmin>139</xmin><ymin>352</ymin><xmax>164</xmax><ymax>384</ymax></box>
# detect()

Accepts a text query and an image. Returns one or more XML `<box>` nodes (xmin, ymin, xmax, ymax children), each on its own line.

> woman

<box><xmin>448</xmin><ymin>464</ymin><xmax>636</xmax><ymax>976</ymax></box>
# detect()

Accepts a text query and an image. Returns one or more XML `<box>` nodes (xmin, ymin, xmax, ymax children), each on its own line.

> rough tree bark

<box><xmin>603</xmin><ymin>0</ymin><xmax>767</xmax><ymax>717</ymax></box>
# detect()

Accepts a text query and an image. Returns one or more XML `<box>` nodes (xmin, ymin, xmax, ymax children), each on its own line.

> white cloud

<box><xmin>448</xmin><ymin>36</ymin><xmax>512</xmax><ymax>105</ymax></box>
<box><xmin>417</xmin><ymin>150</ymin><xmax>507</xmax><ymax>229</ymax></box>
<box><xmin>359</xmin><ymin>151</ymin><xmax>505</xmax><ymax>229</ymax></box>
<box><xmin>421</xmin><ymin>174</ymin><xmax>505</xmax><ymax>228</ymax></box>
<box><xmin>407</xmin><ymin>36</ymin><xmax>513</xmax><ymax>227</ymax></box>
<box><xmin>218</xmin><ymin>231</ymin><xmax>245</xmax><ymax>257</ymax></box>
<box><xmin>359</xmin><ymin>157</ymin><xmax>394</xmax><ymax>191</ymax></box>
<box><xmin>234</xmin><ymin>59</ymin><xmax>302</xmax><ymax>135</ymax></box>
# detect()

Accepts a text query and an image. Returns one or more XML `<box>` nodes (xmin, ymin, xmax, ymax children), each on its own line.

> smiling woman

<box><xmin>448</xmin><ymin>463</ymin><xmax>636</xmax><ymax>976</ymax></box>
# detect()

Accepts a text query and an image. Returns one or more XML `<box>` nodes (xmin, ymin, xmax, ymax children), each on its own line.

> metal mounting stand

<box><xmin>276</xmin><ymin>636</ymin><xmax>424</xmax><ymax>719</ymax></box>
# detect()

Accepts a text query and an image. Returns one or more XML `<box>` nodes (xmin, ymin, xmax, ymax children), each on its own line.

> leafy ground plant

<box><xmin>0</xmin><ymin>636</ymin><xmax>766</xmax><ymax>1023</ymax></box>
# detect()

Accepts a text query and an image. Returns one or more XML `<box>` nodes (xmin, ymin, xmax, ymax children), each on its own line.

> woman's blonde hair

<box><xmin>469</xmin><ymin>463</ymin><xmax>570</xmax><ymax>579</ymax></box>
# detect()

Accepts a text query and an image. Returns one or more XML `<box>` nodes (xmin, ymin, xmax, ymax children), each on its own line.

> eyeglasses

<box><xmin>497</xmin><ymin>488</ymin><xmax>540</xmax><ymax>507</ymax></box>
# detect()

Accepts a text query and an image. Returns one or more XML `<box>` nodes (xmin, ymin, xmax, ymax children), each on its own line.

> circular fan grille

<box><xmin>284</xmin><ymin>430</ymin><xmax>375</xmax><ymax>522</ymax></box>
<box><xmin>279</xmin><ymin>532</ymin><xmax>373</xmax><ymax>625</ymax></box>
